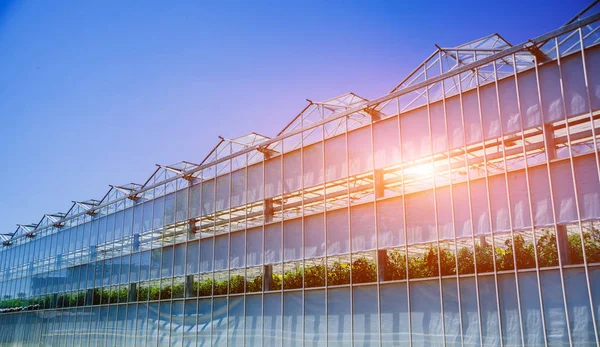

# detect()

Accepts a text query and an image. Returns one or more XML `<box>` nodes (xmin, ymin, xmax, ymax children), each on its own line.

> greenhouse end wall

<box><xmin>2</xmin><ymin>13</ymin><xmax>600</xmax><ymax>347</ymax></box>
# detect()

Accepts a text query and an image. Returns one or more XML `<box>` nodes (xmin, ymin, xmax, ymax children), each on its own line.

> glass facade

<box><xmin>2</xmin><ymin>11</ymin><xmax>600</xmax><ymax>347</ymax></box>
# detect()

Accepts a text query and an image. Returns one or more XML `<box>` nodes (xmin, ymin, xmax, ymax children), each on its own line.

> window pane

<box><xmin>351</xmin><ymin>203</ymin><xmax>376</xmax><ymax>252</ymax></box>
<box><xmin>265</xmin><ymin>157</ymin><xmax>282</xmax><ymax>199</ymax></box>
<box><xmin>410</xmin><ymin>279</ymin><xmax>443</xmax><ymax>347</ymax></box>
<box><xmin>230</xmin><ymin>231</ymin><xmax>245</xmax><ymax>269</ymax></box>
<box><xmin>245</xmin><ymin>295</ymin><xmax>263</xmax><ymax>346</ymax></box>
<box><xmin>305</xmin><ymin>213</ymin><xmax>325</xmax><ymax>259</ymax></box>
<box><xmin>325</xmin><ymin>135</ymin><xmax>348</xmax><ymax>182</ymax></box>
<box><xmin>247</xmin><ymin>226</ymin><xmax>263</xmax><ymax>266</ymax></box>
<box><xmin>284</xmin><ymin>218</ymin><xmax>302</xmax><ymax>262</ymax></box>
<box><xmin>380</xmin><ymin>283</ymin><xmax>409</xmax><ymax>346</ymax></box>
<box><xmin>214</xmin><ymin>234</ymin><xmax>229</xmax><ymax>271</ymax></box>
<box><xmin>284</xmin><ymin>150</ymin><xmax>302</xmax><ymax>193</ymax></box>
<box><xmin>348</xmin><ymin>126</ymin><xmax>373</xmax><ymax>176</ymax></box>
<box><xmin>406</xmin><ymin>190</ymin><xmax>436</xmax><ymax>243</ymax></box>
<box><xmin>373</xmin><ymin>117</ymin><xmax>401</xmax><ymax>169</ymax></box>
<box><xmin>328</xmin><ymin>287</ymin><xmax>351</xmax><ymax>346</ymax></box>
<box><xmin>265</xmin><ymin>223</ymin><xmax>282</xmax><ymax>264</ymax></box>
<box><xmin>353</xmin><ymin>286</ymin><xmax>379</xmax><ymax>345</ymax></box>
<box><xmin>303</xmin><ymin>142</ymin><xmax>324</xmax><ymax>188</ymax></box>
<box><xmin>283</xmin><ymin>292</ymin><xmax>303</xmax><ymax>347</ymax></box>
<box><xmin>231</xmin><ymin>169</ymin><xmax>246</xmax><ymax>208</ymax></box>
<box><xmin>327</xmin><ymin>209</ymin><xmax>349</xmax><ymax>255</ymax></box>
<box><xmin>401</xmin><ymin>107</ymin><xmax>430</xmax><ymax>161</ymax></box>
<box><xmin>264</xmin><ymin>293</ymin><xmax>282</xmax><ymax>347</ymax></box>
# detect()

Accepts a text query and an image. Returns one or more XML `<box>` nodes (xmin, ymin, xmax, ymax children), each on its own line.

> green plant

<box><xmin>214</xmin><ymin>280</ymin><xmax>229</xmax><ymax>295</ymax></box>
<box><xmin>327</xmin><ymin>261</ymin><xmax>350</xmax><ymax>286</ymax></box>
<box><xmin>304</xmin><ymin>264</ymin><xmax>326</xmax><ymax>287</ymax></box>
<box><xmin>385</xmin><ymin>250</ymin><xmax>407</xmax><ymax>280</ymax></box>
<box><xmin>351</xmin><ymin>257</ymin><xmax>377</xmax><ymax>284</ymax></box>
<box><xmin>269</xmin><ymin>273</ymin><xmax>282</xmax><ymax>290</ymax></box>
<box><xmin>198</xmin><ymin>279</ymin><xmax>213</xmax><ymax>296</ymax></box>
<box><xmin>172</xmin><ymin>283</ymin><xmax>185</xmax><ymax>298</ymax></box>
<box><xmin>230</xmin><ymin>275</ymin><xmax>245</xmax><ymax>294</ymax></box>
<box><xmin>536</xmin><ymin>230</ymin><xmax>559</xmax><ymax>267</ymax></box>
<box><xmin>283</xmin><ymin>268</ymin><xmax>303</xmax><ymax>289</ymax></box>
<box><xmin>246</xmin><ymin>275</ymin><xmax>263</xmax><ymax>292</ymax></box>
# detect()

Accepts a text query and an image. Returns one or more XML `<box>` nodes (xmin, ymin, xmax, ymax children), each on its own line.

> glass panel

<box><xmin>348</xmin><ymin>126</ymin><xmax>373</xmax><ymax>176</ymax></box>
<box><xmin>200</xmin><ymin>238</ymin><xmax>213</xmax><ymax>273</ymax></box>
<box><xmin>586</xmin><ymin>47</ymin><xmax>600</xmax><ymax>110</ymax></box>
<box><xmin>406</xmin><ymin>190</ymin><xmax>436</xmax><ymax>243</ymax></box>
<box><xmin>479</xmin><ymin>275</ymin><xmax>501</xmax><ymax>346</ymax></box>
<box><xmin>247</xmin><ymin>226</ymin><xmax>263</xmax><ymax>266</ymax></box>
<box><xmin>518</xmin><ymin>69</ymin><xmax>542</xmax><ymax>129</ymax></box>
<box><xmin>353</xmin><ymin>285</ymin><xmax>379</xmax><ymax>346</ymax></box>
<box><xmin>498</xmin><ymin>273</ymin><xmax>523</xmax><ymax>346</ymax></box>
<box><xmin>198</xmin><ymin>299</ymin><xmax>212</xmax><ymax>345</ymax></box>
<box><xmin>529</xmin><ymin>165</ymin><xmax>554</xmax><ymax>227</ymax></box>
<box><xmin>187</xmin><ymin>241</ymin><xmax>199</xmax><ymax>274</ymax></box>
<box><xmin>174</xmin><ymin>243</ymin><xmax>186</xmax><ymax>277</ymax></box>
<box><xmin>304</xmin><ymin>290</ymin><xmax>326</xmax><ymax>346</ymax></box>
<box><xmin>373</xmin><ymin>117</ymin><xmax>401</xmax><ymax>169</ymax></box>
<box><xmin>574</xmin><ymin>154</ymin><xmax>600</xmax><ymax>221</ymax></box>
<box><xmin>519</xmin><ymin>272</ymin><xmax>545</xmax><ymax>346</ymax></box>
<box><xmin>230</xmin><ymin>231</ymin><xmax>245</xmax><ymax>269</ymax></box>
<box><xmin>202</xmin><ymin>179</ymin><xmax>215</xmax><ymax>216</ymax></box>
<box><xmin>561</xmin><ymin>53</ymin><xmax>589</xmax><ymax>117</ymax></box>
<box><xmin>231</xmin><ymin>168</ymin><xmax>246</xmax><ymax>208</ymax></box>
<box><xmin>190</xmin><ymin>184</ymin><xmax>201</xmax><ymax>218</ymax></box>
<box><xmin>377</xmin><ymin>197</ymin><xmax>405</xmax><ymax>248</ymax></box>
<box><xmin>327</xmin><ymin>208</ymin><xmax>349</xmax><ymax>256</ymax></box>
<box><xmin>165</xmin><ymin>193</ymin><xmax>176</xmax><ymax>226</ymax></box>
<box><xmin>410</xmin><ymin>279</ymin><xmax>443</xmax><ymax>347</ymax></box>
<box><xmin>247</xmin><ymin>163</ymin><xmax>264</xmax><ymax>203</ymax></box>
<box><xmin>305</xmin><ymin>213</ymin><xmax>325</xmax><ymax>259</ymax></box>
<box><xmin>245</xmin><ymin>295</ymin><xmax>263</xmax><ymax>346</ymax></box>
<box><xmin>265</xmin><ymin>157</ymin><xmax>282</xmax><ymax>199</ymax></box>
<box><xmin>303</xmin><ymin>142</ymin><xmax>324</xmax><ymax>188</ymax></box>
<box><xmin>489</xmin><ymin>174</ymin><xmax>510</xmax><ymax>233</ymax></box>
<box><xmin>283</xmin><ymin>291</ymin><xmax>303</xmax><ymax>347</ymax></box>
<box><xmin>401</xmin><ymin>107</ymin><xmax>431</xmax><ymax>161</ymax></box>
<box><xmin>327</xmin><ymin>287</ymin><xmax>351</xmax><ymax>346</ymax></box>
<box><xmin>541</xmin><ymin>270</ymin><xmax>569</xmax><ymax>345</ymax></box>
<box><xmin>498</xmin><ymin>77</ymin><xmax>522</xmax><ymax>135</ymax></box>
<box><xmin>284</xmin><ymin>218</ymin><xmax>302</xmax><ymax>262</ymax></box>
<box><xmin>460</xmin><ymin>277</ymin><xmax>481</xmax><ymax>347</ymax></box>
<box><xmin>442</xmin><ymin>278</ymin><xmax>461</xmax><ymax>347</ymax></box>
<box><xmin>538</xmin><ymin>61</ymin><xmax>565</xmax><ymax>124</ymax></box>
<box><xmin>325</xmin><ymin>134</ymin><xmax>348</xmax><ymax>182</ymax></box>
<box><xmin>471</xmin><ymin>178</ymin><xmax>491</xmax><ymax>236</ymax></box>
<box><xmin>214</xmin><ymin>234</ymin><xmax>229</xmax><ymax>271</ymax></box>
<box><xmin>176</xmin><ymin>188</ymin><xmax>188</xmax><ymax>222</ymax></box>
<box><xmin>228</xmin><ymin>296</ymin><xmax>244</xmax><ymax>346</ymax></box>
<box><xmin>564</xmin><ymin>268</ymin><xmax>595</xmax><ymax>345</ymax></box>
<box><xmin>216</xmin><ymin>174</ymin><xmax>230</xmax><ymax>212</ymax></box>
<box><xmin>446</xmin><ymin>96</ymin><xmax>465</xmax><ymax>149</ymax></box>
<box><xmin>264</xmin><ymin>293</ymin><xmax>282</xmax><ymax>347</ymax></box>
<box><xmin>508</xmin><ymin>169</ymin><xmax>532</xmax><ymax>230</ymax></box>
<box><xmin>550</xmin><ymin>160</ymin><xmax>578</xmax><ymax>224</ymax></box>
<box><xmin>212</xmin><ymin>298</ymin><xmax>227</xmax><ymax>347</ymax></box>
<box><xmin>480</xmin><ymin>82</ymin><xmax>502</xmax><ymax>140</ymax></box>
<box><xmin>284</xmin><ymin>149</ymin><xmax>302</xmax><ymax>194</ymax></box>
<box><xmin>265</xmin><ymin>223</ymin><xmax>282</xmax><ymax>264</ymax></box>
<box><xmin>351</xmin><ymin>202</ymin><xmax>376</xmax><ymax>252</ymax></box>
<box><xmin>463</xmin><ymin>89</ymin><xmax>483</xmax><ymax>145</ymax></box>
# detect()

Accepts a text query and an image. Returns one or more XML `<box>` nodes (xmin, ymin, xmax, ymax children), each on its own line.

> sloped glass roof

<box><xmin>6</xmin><ymin>1</ymin><xmax>600</xmax><ymax>243</ymax></box>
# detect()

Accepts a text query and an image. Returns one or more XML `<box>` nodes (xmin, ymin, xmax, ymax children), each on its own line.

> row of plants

<box><xmin>2</xmin><ymin>228</ymin><xmax>599</xmax><ymax>311</ymax></box>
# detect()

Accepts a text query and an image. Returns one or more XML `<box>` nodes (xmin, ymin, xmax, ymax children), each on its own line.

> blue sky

<box><xmin>0</xmin><ymin>0</ymin><xmax>592</xmax><ymax>234</ymax></box>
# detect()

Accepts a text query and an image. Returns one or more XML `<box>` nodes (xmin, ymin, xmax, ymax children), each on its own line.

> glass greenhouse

<box><xmin>2</xmin><ymin>3</ymin><xmax>600</xmax><ymax>346</ymax></box>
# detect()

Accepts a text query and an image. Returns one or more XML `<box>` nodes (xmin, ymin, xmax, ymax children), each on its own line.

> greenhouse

<box><xmin>2</xmin><ymin>2</ymin><xmax>600</xmax><ymax>346</ymax></box>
